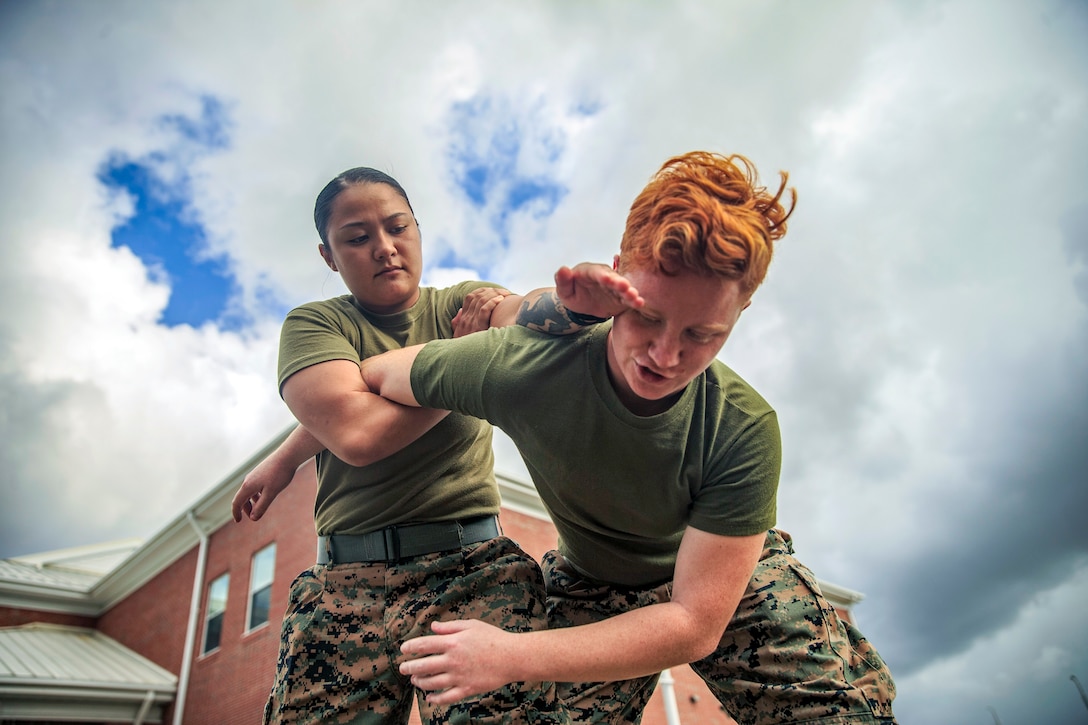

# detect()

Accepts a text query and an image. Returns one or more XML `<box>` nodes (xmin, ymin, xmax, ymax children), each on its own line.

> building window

<box><xmin>247</xmin><ymin>543</ymin><xmax>276</xmax><ymax>631</ymax></box>
<box><xmin>202</xmin><ymin>573</ymin><xmax>229</xmax><ymax>654</ymax></box>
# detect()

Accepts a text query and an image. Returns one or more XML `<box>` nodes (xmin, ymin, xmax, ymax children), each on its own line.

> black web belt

<box><xmin>317</xmin><ymin>515</ymin><xmax>500</xmax><ymax>565</ymax></box>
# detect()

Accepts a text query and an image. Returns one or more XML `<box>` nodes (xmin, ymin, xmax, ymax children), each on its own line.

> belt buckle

<box><xmin>383</xmin><ymin>525</ymin><xmax>400</xmax><ymax>561</ymax></box>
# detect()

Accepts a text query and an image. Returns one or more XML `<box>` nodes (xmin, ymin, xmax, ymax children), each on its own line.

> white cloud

<box><xmin>2</xmin><ymin>1</ymin><xmax>1087</xmax><ymax>721</ymax></box>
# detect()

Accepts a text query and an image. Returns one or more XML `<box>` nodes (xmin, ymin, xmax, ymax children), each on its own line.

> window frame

<box><xmin>202</xmin><ymin>572</ymin><xmax>230</xmax><ymax>655</ymax></box>
<box><xmin>246</xmin><ymin>542</ymin><xmax>276</xmax><ymax>633</ymax></box>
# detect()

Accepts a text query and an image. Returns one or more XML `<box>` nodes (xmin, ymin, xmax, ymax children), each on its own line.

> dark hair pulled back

<box><xmin>313</xmin><ymin>167</ymin><xmax>415</xmax><ymax>248</ymax></box>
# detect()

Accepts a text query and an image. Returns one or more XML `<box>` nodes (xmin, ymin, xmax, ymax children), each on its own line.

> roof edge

<box><xmin>91</xmin><ymin>425</ymin><xmax>296</xmax><ymax>611</ymax></box>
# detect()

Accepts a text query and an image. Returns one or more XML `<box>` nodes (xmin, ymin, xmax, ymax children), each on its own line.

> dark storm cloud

<box><xmin>1060</xmin><ymin>204</ymin><xmax>1088</xmax><ymax>307</ymax></box>
<box><xmin>862</xmin><ymin>336</ymin><xmax>1088</xmax><ymax>673</ymax></box>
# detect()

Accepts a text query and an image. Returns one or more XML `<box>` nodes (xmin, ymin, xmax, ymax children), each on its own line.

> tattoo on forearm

<box><xmin>516</xmin><ymin>292</ymin><xmax>581</xmax><ymax>334</ymax></box>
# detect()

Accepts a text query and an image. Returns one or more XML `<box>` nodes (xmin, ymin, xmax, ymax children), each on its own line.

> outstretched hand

<box><xmin>555</xmin><ymin>262</ymin><xmax>644</xmax><ymax>320</ymax></box>
<box><xmin>400</xmin><ymin>619</ymin><xmax>520</xmax><ymax>705</ymax></box>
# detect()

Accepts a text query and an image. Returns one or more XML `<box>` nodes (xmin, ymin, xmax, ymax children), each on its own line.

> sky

<box><xmin>1</xmin><ymin>1</ymin><xmax>1086</xmax><ymax>722</ymax></box>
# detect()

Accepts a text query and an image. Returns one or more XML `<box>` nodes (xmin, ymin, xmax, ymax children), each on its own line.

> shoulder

<box><xmin>288</xmin><ymin>295</ymin><xmax>354</xmax><ymax>315</ymax></box>
<box><xmin>429</xmin><ymin>280</ymin><xmax>490</xmax><ymax>303</ymax></box>
<box><xmin>283</xmin><ymin>295</ymin><xmax>358</xmax><ymax>325</ymax></box>
<box><xmin>704</xmin><ymin>360</ymin><xmax>775</xmax><ymax>418</ymax></box>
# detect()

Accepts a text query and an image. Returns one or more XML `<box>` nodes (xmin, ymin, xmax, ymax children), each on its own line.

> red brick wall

<box><xmin>98</xmin><ymin>549</ymin><xmax>197</xmax><ymax>674</ymax></box>
<box><xmin>0</xmin><ymin>606</ymin><xmax>95</xmax><ymax>628</ymax></box>
<box><xmin>89</xmin><ymin>461</ymin><xmax>317</xmax><ymax>724</ymax></box>
<box><xmin>498</xmin><ymin>507</ymin><xmax>559</xmax><ymax>562</ymax></box>
<box><xmin>182</xmin><ymin>461</ymin><xmax>319</xmax><ymax>724</ymax></box>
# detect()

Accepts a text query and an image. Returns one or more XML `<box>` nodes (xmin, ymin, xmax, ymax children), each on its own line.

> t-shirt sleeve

<box><xmin>277</xmin><ymin>303</ymin><xmax>361</xmax><ymax>395</ymax></box>
<box><xmin>687</xmin><ymin>409</ymin><xmax>781</xmax><ymax>536</ymax></box>
<box><xmin>409</xmin><ymin>327</ymin><xmax>505</xmax><ymax>422</ymax></box>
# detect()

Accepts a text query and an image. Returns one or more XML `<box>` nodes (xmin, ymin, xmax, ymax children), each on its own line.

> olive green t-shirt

<box><xmin>411</xmin><ymin>323</ymin><xmax>780</xmax><ymax>587</ymax></box>
<box><xmin>278</xmin><ymin>284</ymin><xmax>500</xmax><ymax>536</ymax></box>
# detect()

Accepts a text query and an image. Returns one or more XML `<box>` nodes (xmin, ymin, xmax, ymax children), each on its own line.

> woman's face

<box><xmin>606</xmin><ymin>265</ymin><xmax>748</xmax><ymax>415</ymax></box>
<box><xmin>320</xmin><ymin>182</ymin><xmax>423</xmax><ymax>314</ymax></box>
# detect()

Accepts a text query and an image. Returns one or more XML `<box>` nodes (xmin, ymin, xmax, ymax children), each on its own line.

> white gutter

<box><xmin>659</xmin><ymin>668</ymin><xmax>682</xmax><ymax>725</ymax></box>
<box><xmin>173</xmin><ymin>511</ymin><xmax>209</xmax><ymax>725</ymax></box>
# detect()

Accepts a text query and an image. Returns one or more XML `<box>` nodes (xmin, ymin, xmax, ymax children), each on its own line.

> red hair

<box><xmin>618</xmin><ymin>151</ymin><xmax>796</xmax><ymax>296</ymax></box>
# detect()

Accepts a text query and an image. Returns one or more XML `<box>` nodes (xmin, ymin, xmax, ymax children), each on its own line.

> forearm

<box><xmin>504</xmin><ymin>531</ymin><xmax>757</xmax><ymax>684</ymax></box>
<box><xmin>515</xmin><ymin>288</ymin><xmax>591</xmax><ymax>333</ymax></box>
<box><xmin>457</xmin><ymin>286</ymin><xmax>575</xmax><ymax>332</ymax></box>
<box><xmin>402</xmin><ymin>530</ymin><xmax>762</xmax><ymax>704</ymax></box>
<box><xmin>246</xmin><ymin>424</ymin><xmax>324</xmax><ymax>491</ymax></box>
<box><xmin>282</xmin><ymin>358</ymin><xmax>443</xmax><ymax>468</ymax></box>
<box><xmin>309</xmin><ymin>396</ymin><xmax>444</xmax><ymax>467</ymax></box>
<box><xmin>515</xmin><ymin>264</ymin><xmax>644</xmax><ymax>333</ymax></box>
<box><xmin>491</xmin><ymin>288</ymin><xmax>596</xmax><ymax>332</ymax></box>
<box><xmin>509</xmin><ymin>601</ymin><xmax>723</xmax><ymax>684</ymax></box>
<box><xmin>359</xmin><ymin>345</ymin><xmax>425</xmax><ymax>407</ymax></box>
<box><xmin>405</xmin><ymin>597</ymin><xmax>733</xmax><ymax>700</ymax></box>
<box><xmin>278</xmin><ymin>424</ymin><xmax>326</xmax><ymax>467</ymax></box>
<box><xmin>231</xmin><ymin>424</ymin><xmax>324</xmax><ymax>522</ymax></box>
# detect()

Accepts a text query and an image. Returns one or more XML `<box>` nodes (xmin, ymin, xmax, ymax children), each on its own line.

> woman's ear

<box><xmin>318</xmin><ymin>243</ymin><xmax>338</xmax><ymax>272</ymax></box>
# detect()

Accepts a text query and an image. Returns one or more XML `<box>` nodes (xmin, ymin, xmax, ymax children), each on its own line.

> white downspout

<box><xmin>659</xmin><ymin>668</ymin><xmax>682</xmax><ymax>725</ymax></box>
<box><xmin>174</xmin><ymin>511</ymin><xmax>209</xmax><ymax>725</ymax></box>
<box><xmin>133</xmin><ymin>689</ymin><xmax>155</xmax><ymax>725</ymax></box>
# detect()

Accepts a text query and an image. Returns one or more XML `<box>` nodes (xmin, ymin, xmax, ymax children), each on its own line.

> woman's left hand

<box><xmin>452</xmin><ymin>287</ymin><xmax>511</xmax><ymax>337</ymax></box>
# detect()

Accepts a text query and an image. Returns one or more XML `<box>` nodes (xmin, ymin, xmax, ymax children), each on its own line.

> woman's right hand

<box><xmin>554</xmin><ymin>262</ymin><xmax>644</xmax><ymax>319</ymax></box>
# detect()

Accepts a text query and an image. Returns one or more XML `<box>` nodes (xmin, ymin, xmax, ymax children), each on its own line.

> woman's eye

<box><xmin>688</xmin><ymin>330</ymin><xmax>719</xmax><ymax>344</ymax></box>
<box><xmin>390</xmin><ymin>225</ymin><xmax>408</xmax><ymax>234</ymax></box>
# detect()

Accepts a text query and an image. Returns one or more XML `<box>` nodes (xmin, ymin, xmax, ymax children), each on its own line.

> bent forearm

<box><xmin>359</xmin><ymin>345</ymin><xmax>425</xmax><ymax>406</ymax></box>
<box><xmin>510</xmin><ymin>601</ymin><xmax>723</xmax><ymax>685</ymax></box>
<box><xmin>512</xmin><ymin>529</ymin><xmax>760</xmax><ymax>684</ymax></box>
<box><xmin>282</xmin><ymin>358</ymin><xmax>443</xmax><ymax>468</ymax></box>
<box><xmin>516</xmin><ymin>288</ymin><xmax>588</xmax><ymax>333</ymax></box>
<box><xmin>304</xmin><ymin>395</ymin><xmax>446</xmax><ymax>468</ymax></box>
<box><xmin>279</xmin><ymin>424</ymin><xmax>326</xmax><ymax>465</ymax></box>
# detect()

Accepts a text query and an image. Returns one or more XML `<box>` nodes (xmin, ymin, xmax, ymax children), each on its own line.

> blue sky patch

<box><xmin>432</xmin><ymin>247</ymin><xmax>479</xmax><ymax>273</ymax></box>
<box><xmin>97</xmin><ymin>95</ymin><xmax>240</xmax><ymax>330</ymax></box>
<box><xmin>571</xmin><ymin>97</ymin><xmax>603</xmax><ymax>118</ymax></box>
<box><xmin>160</xmin><ymin>96</ymin><xmax>231</xmax><ymax>150</ymax></box>
<box><xmin>445</xmin><ymin>95</ymin><xmax>570</xmax><ymax>261</ymax></box>
<box><xmin>508</xmin><ymin>179</ymin><xmax>563</xmax><ymax>212</ymax></box>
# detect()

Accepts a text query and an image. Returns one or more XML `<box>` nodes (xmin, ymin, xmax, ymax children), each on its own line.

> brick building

<box><xmin>0</xmin><ymin>427</ymin><xmax>865</xmax><ymax>724</ymax></box>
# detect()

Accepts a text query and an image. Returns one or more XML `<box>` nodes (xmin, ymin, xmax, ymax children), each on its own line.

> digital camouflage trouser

<box><xmin>264</xmin><ymin>536</ymin><xmax>568</xmax><ymax>725</ymax></box>
<box><xmin>544</xmin><ymin>529</ymin><xmax>898</xmax><ymax>725</ymax></box>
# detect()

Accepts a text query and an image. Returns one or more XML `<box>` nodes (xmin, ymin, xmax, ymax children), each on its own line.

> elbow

<box><xmin>689</xmin><ymin>632</ymin><xmax>723</xmax><ymax>663</ymax></box>
<box><xmin>327</xmin><ymin>432</ymin><xmax>381</xmax><ymax>468</ymax></box>
<box><xmin>671</xmin><ymin>632</ymin><xmax>721</xmax><ymax>666</ymax></box>
<box><xmin>676</xmin><ymin>615</ymin><xmax>727</xmax><ymax>664</ymax></box>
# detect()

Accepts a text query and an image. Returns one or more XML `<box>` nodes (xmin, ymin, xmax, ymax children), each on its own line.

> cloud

<box><xmin>2</xmin><ymin>1</ymin><xmax>1087</xmax><ymax>721</ymax></box>
<box><xmin>895</xmin><ymin>560</ymin><xmax>1088</xmax><ymax>723</ymax></box>
<box><xmin>96</xmin><ymin>97</ymin><xmax>241</xmax><ymax>329</ymax></box>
